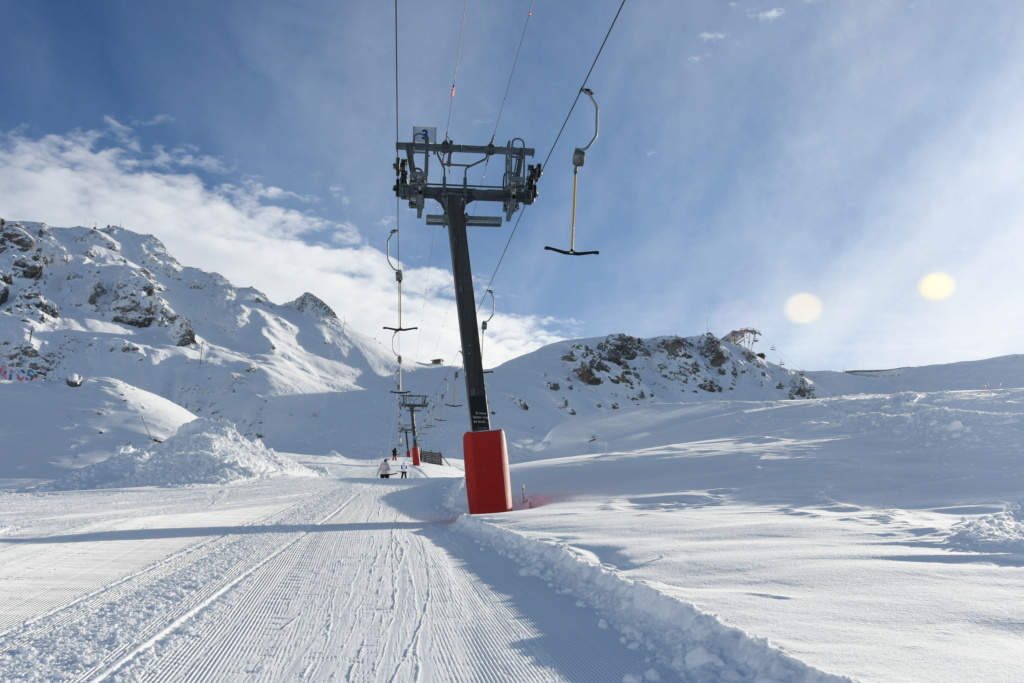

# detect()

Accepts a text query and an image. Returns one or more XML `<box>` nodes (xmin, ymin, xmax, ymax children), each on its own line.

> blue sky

<box><xmin>2</xmin><ymin>0</ymin><xmax>1022</xmax><ymax>372</ymax></box>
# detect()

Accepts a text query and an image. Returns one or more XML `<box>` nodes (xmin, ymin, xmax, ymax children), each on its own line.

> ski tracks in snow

<box><xmin>0</xmin><ymin>477</ymin><xmax>666</xmax><ymax>682</ymax></box>
<box><xmin>107</xmin><ymin>481</ymin><xmax>665</xmax><ymax>681</ymax></box>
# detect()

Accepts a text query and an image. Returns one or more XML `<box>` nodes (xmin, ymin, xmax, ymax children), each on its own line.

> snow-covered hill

<box><xmin>3</xmin><ymin>220</ymin><xmax>1024</xmax><ymax>681</ymax></box>
<box><xmin>1</xmin><ymin>221</ymin><xmax>400</xmax><ymax>469</ymax></box>
<box><xmin>478</xmin><ymin>332</ymin><xmax>814</xmax><ymax>459</ymax></box>
<box><xmin>1</xmin><ymin>220</ymin><xmax>832</xmax><ymax>474</ymax></box>
<box><xmin>5</xmin><ymin>220</ymin><xmax>1024</xmax><ymax>475</ymax></box>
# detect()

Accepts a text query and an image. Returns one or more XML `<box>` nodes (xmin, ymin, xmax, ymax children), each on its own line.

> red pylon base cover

<box><xmin>464</xmin><ymin>429</ymin><xmax>513</xmax><ymax>514</ymax></box>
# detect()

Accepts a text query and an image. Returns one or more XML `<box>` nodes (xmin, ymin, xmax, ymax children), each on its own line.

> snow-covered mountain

<box><xmin>3</xmin><ymin>220</ymin><xmax>1023</xmax><ymax>477</ymax></box>
<box><xmin>4</xmin><ymin>221</ymin><xmax>1024</xmax><ymax>681</ymax></box>
<box><xmin>1</xmin><ymin>221</ymin><xmax>403</xmax><ymax>469</ymax></box>
<box><xmin>1</xmin><ymin>220</ymin><xmax>827</xmax><ymax>472</ymax></box>
<box><xmin>475</xmin><ymin>332</ymin><xmax>814</xmax><ymax>459</ymax></box>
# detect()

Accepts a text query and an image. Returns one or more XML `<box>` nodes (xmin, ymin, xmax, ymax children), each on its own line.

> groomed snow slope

<box><xmin>2</xmin><ymin>382</ymin><xmax>1023</xmax><ymax>681</ymax></box>
<box><xmin>0</xmin><ymin>458</ymin><xmax>849</xmax><ymax>683</ymax></box>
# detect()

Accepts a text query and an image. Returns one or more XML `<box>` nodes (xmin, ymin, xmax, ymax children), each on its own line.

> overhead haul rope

<box><xmin>400</xmin><ymin>0</ymin><xmax>475</xmax><ymax>419</ymax></box>
<box><xmin>387</xmin><ymin>0</ymin><xmax>415</xmax><ymax>395</ymax></box>
<box><xmin>380</xmin><ymin>395</ymin><xmax>402</xmax><ymax>457</ymax></box>
<box><xmin>491</xmin><ymin>2</ymin><xmax>535</xmax><ymax>144</ymax></box>
<box><xmin>434</xmin><ymin>1</ymin><xmax>535</xmax><ymax>367</ymax></box>
<box><xmin>444</xmin><ymin>0</ymin><xmax>470</xmax><ymax>143</ymax></box>
<box><xmin>410</xmin><ymin>1</ymin><xmax>627</xmax><ymax>412</ymax></box>
<box><xmin>540</xmin><ymin>0</ymin><xmax>626</xmax><ymax>170</ymax></box>
<box><xmin>423</xmin><ymin>0</ymin><xmax>519</xmax><ymax>366</ymax></box>
<box><xmin>417</xmin><ymin>0</ymin><xmax>471</xmax><ymax>362</ymax></box>
<box><xmin>424</xmin><ymin>0</ymin><xmax>624</xmax><ymax>407</ymax></box>
<box><xmin>477</xmin><ymin>0</ymin><xmax>627</xmax><ymax>308</ymax></box>
<box><xmin>475</xmin><ymin>1</ymin><xmax>536</xmax><ymax>190</ymax></box>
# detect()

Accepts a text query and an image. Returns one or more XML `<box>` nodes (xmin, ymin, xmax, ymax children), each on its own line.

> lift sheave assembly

<box><xmin>545</xmin><ymin>88</ymin><xmax>601</xmax><ymax>257</ymax></box>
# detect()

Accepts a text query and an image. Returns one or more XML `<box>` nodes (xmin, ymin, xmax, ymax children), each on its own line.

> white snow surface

<box><xmin>2</xmin><ymin>222</ymin><xmax>1024</xmax><ymax>681</ymax></box>
<box><xmin>45</xmin><ymin>418</ymin><xmax>317</xmax><ymax>490</ymax></box>
<box><xmin>946</xmin><ymin>507</ymin><xmax>1024</xmax><ymax>553</ymax></box>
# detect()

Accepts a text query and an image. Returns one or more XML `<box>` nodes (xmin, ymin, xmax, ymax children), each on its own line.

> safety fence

<box><xmin>420</xmin><ymin>450</ymin><xmax>444</xmax><ymax>466</ymax></box>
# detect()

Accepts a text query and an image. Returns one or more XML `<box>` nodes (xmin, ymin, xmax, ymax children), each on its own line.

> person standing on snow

<box><xmin>400</xmin><ymin>461</ymin><xmax>409</xmax><ymax>478</ymax></box>
<box><xmin>392</xmin><ymin>447</ymin><xmax>398</xmax><ymax>461</ymax></box>
<box><xmin>377</xmin><ymin>459</ymin><xmax>392</xmax><ymax>479</ymax></box>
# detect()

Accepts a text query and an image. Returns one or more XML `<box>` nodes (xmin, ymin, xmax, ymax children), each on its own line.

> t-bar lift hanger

<box><xmin>384</xmin><ymin>228</ymin><xmax>417</xmax><ymax>394</ymax></box>
<box><xmin>546</xmin><ymin>88</ymin><xmax>600</xmax><ymax>256</ymax></box>
<box><xmin>480</xmin><ymin>288</ymin><xmax>495</xmax><ymax>353</ymax></box>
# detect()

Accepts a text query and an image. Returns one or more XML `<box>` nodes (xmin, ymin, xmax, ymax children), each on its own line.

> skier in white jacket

<box><xmin>377</xmin><ymin>459</ymin><xmax>391</xmax><ymax>478</ymax></box>
<box><xmin>400</xmin><ymin>461</ymin><xmax>409</xmax><ymax>478</ymax></box>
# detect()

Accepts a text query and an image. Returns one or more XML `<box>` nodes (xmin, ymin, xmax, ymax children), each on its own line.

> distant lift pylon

<box><xmin>545</xmin><ymin>88</ymin><xmax>600</xmax><ymax>257</ymax></box>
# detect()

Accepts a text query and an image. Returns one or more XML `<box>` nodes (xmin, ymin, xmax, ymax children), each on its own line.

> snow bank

<box><xmin>454</xmin><ymin>515</ymin><xmax>852</xmax><ymax>683</ymax></box>
<box><xmin>946</xmin><ymin>507</ymin><xmax>1024</xmax><ymax>553</ymax></box>
<box><xmin>47</xmin><ymin>418</ymin><xmax>317</xmax><ymax>489</ymax></box>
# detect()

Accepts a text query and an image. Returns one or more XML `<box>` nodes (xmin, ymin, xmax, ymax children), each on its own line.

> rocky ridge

<box><xmin>561</xmin><ymin>333</ymin><xmax>814</xmax><ymax>401</ymax></box>
<box><xmin>0</xmin><ymin>221</ymin><xmax>398</xmax><ymax>452</ymax></box>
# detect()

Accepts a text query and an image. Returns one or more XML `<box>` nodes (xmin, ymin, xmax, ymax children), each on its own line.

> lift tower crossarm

<box><xmin>394</xmin><ymin>141</ymin><xmax>540</xmax><ymax>220</ymax></box>
<box><xmin>399</xmin><ymin>141</ymin><xmax>534</xmax><ymax>156</ymax></box>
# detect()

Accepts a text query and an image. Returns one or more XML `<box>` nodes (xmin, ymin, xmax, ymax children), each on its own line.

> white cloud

<box><xmin>756</xmin><ymin>8</ymin><xmax>786</xmax><ymax>22</ymax></box>
<box><xmin>329</xmin><ymin>185</ymin><xmax>351</xmax><ymax>205</ymax></box>
<box><xmin>0</xmin><ymin>126</ymin><xmax>567</xmax><ymax>367</ymax></box>
<box><xmin>146</xmin><ymin>144</ymin><xmax>227</xmax><ymax>173</ymax></box>
<box><xmin>102</xmin><ymin>115</ymin><xmax>141</xmax><ymax>152</ymax></box>
<box><xmin>689</xmin><ymin>54</ymin><xmax>712</xmax><ymax>63</ymax></box>
<box><xmin>699</xmin><ymin>32</ymin><xmax>728</xmax><ymax>42</ymax></box>
<box><xmin>130</xmin><ymin>114</ymin><xmax>175</xmax><ymax>127</ymax></box>
<box><xmin>479</xmin><ymin>313</ymin><xmax>565</xmax><ymax>367</ymax></box>
<box><xmin>248</xmin><ymin>183</ymin><xmax>317</xmax><ymax>203</ymax></box>
<box><xmin>170</xmin><ymin>147</ymin><xmax>227</xmax><ymax>173</ymax></box>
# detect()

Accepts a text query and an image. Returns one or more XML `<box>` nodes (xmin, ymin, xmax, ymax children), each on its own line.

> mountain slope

<box><xmin>1</xmin><ymin>221</ymin><xmax>398</xmax><ymax>458</ymax></box>
<box><xmin>4</xmin><ymin>220</ymin><xmax>1023</xmax><ymax>471</ymax></box>
<box><xmin>411</xmin><ymin>333</ymin><xmax>817</xmax><ymax>462</ymax></box>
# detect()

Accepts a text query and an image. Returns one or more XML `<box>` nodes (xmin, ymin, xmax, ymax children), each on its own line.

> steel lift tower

<box><xmin>393</xmin><ymin>129</ymin><xmax>541</xmax><ymax>513</ymax></box>
<box><xmin>398</xmin><ymin>393</ymin><xmax>428</xmax><ymax>465</ymax></box>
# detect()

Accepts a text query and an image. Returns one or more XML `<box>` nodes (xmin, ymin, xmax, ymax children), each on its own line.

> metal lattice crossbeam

<box><xmin>394</xmin><ymin>140</ymin><xmax>541</xmax><ymax>222</ymax></box>
<box><xmin>425</xmin><ymin>214</ymin><xmax>503</xmax><ymax>227</ymax></box>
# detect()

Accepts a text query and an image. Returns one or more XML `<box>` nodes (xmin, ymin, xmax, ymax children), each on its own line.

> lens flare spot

<box><xmin>918</xmin><ymin>272</ymin><xmax>956</xmax><ymax>300</ymax></box>
<box><xmin>785</xmin><ymin>293</ymin><xmax>823</xmax><ymax>324</ymax></box>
